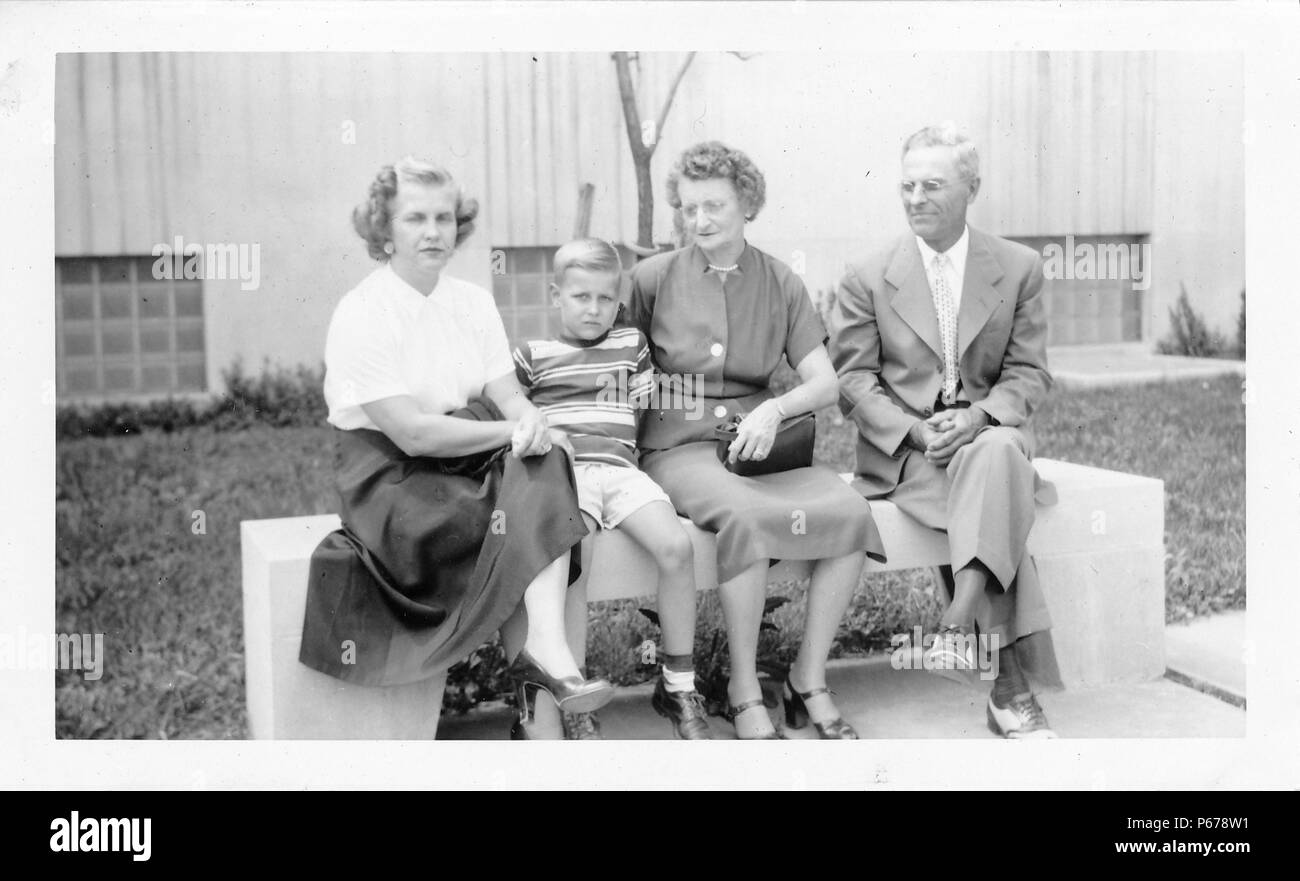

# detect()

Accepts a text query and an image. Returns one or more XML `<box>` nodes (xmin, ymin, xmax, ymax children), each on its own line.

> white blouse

<box><xmin>323</xmin><ymin>264</ymin><xmax>514</xmax><ymax>431</ymax></box>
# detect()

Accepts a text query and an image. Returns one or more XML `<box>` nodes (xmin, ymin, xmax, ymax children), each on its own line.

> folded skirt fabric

<box><xmin>299</xmin><ymin>400</ymin><xmax>588</xmax><ymax>686</ymax></box>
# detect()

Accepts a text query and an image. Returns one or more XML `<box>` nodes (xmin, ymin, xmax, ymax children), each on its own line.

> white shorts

<box><xmin>572</xmin><ymin>462</ymin><xmax>673</xmax><ymax>530</ymax></box>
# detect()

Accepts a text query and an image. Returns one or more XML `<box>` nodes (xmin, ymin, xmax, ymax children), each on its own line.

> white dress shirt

<box><xmin>323</xmin><ymin>264</ymin><xmax>514</xmax><ymax>431</ymax></box>
<box><xmin>915</xmin><ymin>224</ymin><xmax>970</xmax><ymax>313</ymax></box>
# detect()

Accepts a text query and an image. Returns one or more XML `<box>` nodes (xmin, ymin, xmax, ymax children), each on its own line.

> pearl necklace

<box><xmin>708</xmin><ymin>262</ymin><xmax>739</xmax><ymax>273</ymax></box>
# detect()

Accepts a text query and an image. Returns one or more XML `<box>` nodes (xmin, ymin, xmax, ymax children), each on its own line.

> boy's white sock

<box><xmin>661</xmin><ymin>665</ymin><xmax>697</xmax><ymax>694</ymax></box>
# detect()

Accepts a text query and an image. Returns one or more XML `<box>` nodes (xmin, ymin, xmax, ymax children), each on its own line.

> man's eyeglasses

<box><xmin>899</xmin><ymin>177</ymin><xmax>973</xmax><ymax>198</ymax></box>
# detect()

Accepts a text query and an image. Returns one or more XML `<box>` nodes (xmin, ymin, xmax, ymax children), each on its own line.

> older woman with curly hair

<box><xmin>300</xmin><ymin>156</ymin><xmax>609</xmax><ymax>739</ymax></box>
<box><xmin>627</xmin><ymin>142</ymin><xmax>887</xmax><ymax>739</ymax></box>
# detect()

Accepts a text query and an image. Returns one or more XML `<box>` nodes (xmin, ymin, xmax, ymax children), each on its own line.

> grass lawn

<box><xmin>54</xmin><ymin>373</ymin><xmax>1244</xmax><ymax>738</ymax></box>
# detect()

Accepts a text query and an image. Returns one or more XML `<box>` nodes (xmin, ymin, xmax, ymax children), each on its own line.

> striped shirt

<box><xmin>513</xmin><ymin>327</ymin><xmax>652</xmax><ymax>468</ymax></box>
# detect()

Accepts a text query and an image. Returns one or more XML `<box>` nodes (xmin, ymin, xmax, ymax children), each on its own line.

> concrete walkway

<box><xmin>1048</xmin><ymin>343</ymin><xmax>1245</xmax><ymax>389</ymax></box>
<box><xmin>437</xmin><ymin>652</ymin><xmax>1245</xmax><ymax>740</ymax></box>
<box><xmin>1165</xmin><ymin>610</ymin><xmax>1247</xmax><ymax>706</ymax></box>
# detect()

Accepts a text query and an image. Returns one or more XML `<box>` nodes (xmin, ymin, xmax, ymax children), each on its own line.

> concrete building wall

<box><xmin>1150</xmin><ymin>52</ymin><xmax>1246</xmax><ymax>342</ymax></box>
<box><xmin>53</xmin><ymin>50</ymin><xmax>1244</xmax><ymax>397</ymax></box>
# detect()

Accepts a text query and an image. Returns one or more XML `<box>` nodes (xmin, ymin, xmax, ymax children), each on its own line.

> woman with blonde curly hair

<box><xmin>627</xmin><ymin>142</ymin><xmax>886</xmax><ymax>739</ymax></box>
<box><xmin>300</xmin><ymin>157</ymin><xmax>610</xmax><ymax>739</ymax></box>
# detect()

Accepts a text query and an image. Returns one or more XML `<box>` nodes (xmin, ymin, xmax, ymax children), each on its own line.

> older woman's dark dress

<box><xmin>628</xmin><ymin>243</ymin><xmax>885</xmax><ymax>581</ymax></box>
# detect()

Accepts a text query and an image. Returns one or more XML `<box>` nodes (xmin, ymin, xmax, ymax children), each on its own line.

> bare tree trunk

<box><xmin>612</xmin><ymin>51</ymin><xmax>696</xmax><ymax>256</ymax></box>
<box><xmin>612</xmin><ymin>52</ymin><xmax>653</xmax><ymax>250</ymax></box>
<box><xmin>573</xmin><ymin>182</ymin><xmax>595</xmax><ymax>238</ymax></box>
<box><xmin>633</xmin><ymin>159</ymin><xmax>655</xmax><ymax>250</ymax></box>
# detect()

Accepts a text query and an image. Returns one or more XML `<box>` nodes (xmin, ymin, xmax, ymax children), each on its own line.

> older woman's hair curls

<box><xmin>666</xmin><ymin>141</ymin><xmax>767</xmax><ymax>222</ymax></box>
<box><xmin>352</xmin><ymin>157</ymin><xmax>480</xmax><ymax>261</ymax></box>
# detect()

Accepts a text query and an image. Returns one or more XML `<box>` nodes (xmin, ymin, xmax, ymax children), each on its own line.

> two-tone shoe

<box><xmin>986</xmin><ymin>694</ymin><xmax>1058</xmax><ymax>739</ymax></box>
<box><xmin>923</xmin><ymin>624</ymin><xmax>979</xmax><ymax>685</ymax></box>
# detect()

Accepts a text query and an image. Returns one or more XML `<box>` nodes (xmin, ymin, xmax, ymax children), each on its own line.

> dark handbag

<box><xmin>714</xmin><ymin>411</ymin><xmax>816</xmax><ymax>476</ymax></box>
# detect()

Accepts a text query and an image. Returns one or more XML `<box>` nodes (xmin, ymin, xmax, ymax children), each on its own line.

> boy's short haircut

<box><xmin>553</xmin><ymin>237</ymin><xmax>623</xmax><ymax>285</ymax></box>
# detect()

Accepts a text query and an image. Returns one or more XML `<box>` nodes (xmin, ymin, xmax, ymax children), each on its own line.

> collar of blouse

<box><xmin>689</xmin><ymin>240</ymin><xmax>755</xmax><ymax>277</ymax></box>
<box><xmin>384</xmin><ymin>262</ymin><xmax>448</xmax><ymax>311</ymax></box>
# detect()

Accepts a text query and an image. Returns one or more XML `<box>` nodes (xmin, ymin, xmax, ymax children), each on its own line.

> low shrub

<box><xmin>210</xmin><ymin>359</ymin><xmax>327</xmax><ymax>430</ymax></box>
<box><xmin>1236</xmin><ymin>288</ymin><xmax>1246</xmax><ymax>359</ymax></box>
<box><xmin>56</xmin><ymin>359</ymin><xmax>327</xmax><ymax>439</ymax></box>
<box><xmin>55</xmin><ymin>397</ymin><xmax>208</xmax><ymax>438</ymax></box>
<box><xmin>835</xmin><ymin>569</ymin><xmax>944</xmax><ymax>655</ymax></box>
<box><xmin>1156</xmin><ymin>283</ymin><xmax>1234</xmax><ymax>359</ymax></box>
<box><xmin>585</xmin><ymin>599</ymin><xmax>661</xmax><ymax>686</ymax></box>
<box><xmin>441</xmin><ymin>641</ymin><xmax>515</xmax><ymax>713</ymax></box>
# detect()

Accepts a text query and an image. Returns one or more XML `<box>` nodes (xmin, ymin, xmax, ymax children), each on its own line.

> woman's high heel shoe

<box><xmin>507</xmin><ymin>648</ymin><xmax>615</xmax><ymax>715</ymax></box>
<box><xmin>725</xmin><ymin>698</ymin><xmax>781</xmax><ymax>740</ymax></box>
<box><xmin>509</xmin><ymin>681</ymin><xmax>539</xmax><ymax>740</ymax></box>
<box><xmin>783</xmin><ymin>674</ymin><xmax>859</xmax><ymax>739</ymax></box>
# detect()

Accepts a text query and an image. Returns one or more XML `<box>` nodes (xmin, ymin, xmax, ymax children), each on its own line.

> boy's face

<box><xmin>551</xmin><ymin>267</ymin><xmax>621</xmax><ymax>341</ymax></box>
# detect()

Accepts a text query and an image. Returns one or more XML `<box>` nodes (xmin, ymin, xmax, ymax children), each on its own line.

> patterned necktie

<box><xmin>930</xmin><ymin>253</ymin><xmax>958</xmax><ymax>405</ymax></box>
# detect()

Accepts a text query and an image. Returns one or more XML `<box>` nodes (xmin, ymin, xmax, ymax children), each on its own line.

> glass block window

<box><xmin>491</xmin><ymin>246</ymin><xmax>556</xmax><ymax>345</ymax></box>
<box><xmin>56</xmin><ymin>256</ymin><xmax>206</xmax><ymax>397</ymax></box>
<box><xmin>490</xmin><ymin>244</ymin><xmax>636</xmax><ymax>346</ymax></box>
<box><xmin>1010</xmin><ymin>235</ymin><xmax>1147</xmax><ymax>346</ymax></box>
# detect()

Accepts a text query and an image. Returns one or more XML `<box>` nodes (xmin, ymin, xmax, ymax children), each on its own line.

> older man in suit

<box><xmin>828</xmin><ymin>123</ymin><xmax>1058</xmax><ymax>738</ymax></box>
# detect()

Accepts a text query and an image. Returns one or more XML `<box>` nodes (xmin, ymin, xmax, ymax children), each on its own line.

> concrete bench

<box><xmin>241</xmin><ymin>458</ymin><xmax>1165</xmax><ymax>739</ymax></box>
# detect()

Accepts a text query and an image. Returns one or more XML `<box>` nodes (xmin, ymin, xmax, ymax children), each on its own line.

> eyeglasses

<box><xmin>899</xmin><ymin>177</ymin><xmax>973</xmax><ymax>198</ymax></box>
<box><xmin>680</xmin><ymin>200</ymin><xmax>732</xmax><ymax>220</ymax></box>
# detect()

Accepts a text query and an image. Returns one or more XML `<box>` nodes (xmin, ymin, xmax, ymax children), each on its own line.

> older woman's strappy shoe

<box><xmin>725</xmin><ymin>698</ymin><xmax>781</xmax><ymax>740</ymax></box>
<box><xmin>507</xmin><ymin>649</ymin><xmax>615</xmax><ymax>715</ymax></box>
<box><xmin>782</xmin><ymin>674</ymin><xmax>859</xmax><ymax>739</ymax></box>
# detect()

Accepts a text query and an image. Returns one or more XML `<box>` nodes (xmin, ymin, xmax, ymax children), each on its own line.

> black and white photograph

<box><xmin>2</xmin><ymin>1</ymin><xmax>1296</xmax><ymax>792</ymax></box>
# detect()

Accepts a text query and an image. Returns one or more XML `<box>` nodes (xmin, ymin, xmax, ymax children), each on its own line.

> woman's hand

<box><xmin>510</xmin><ymin>406</ymin><xmax>552</xmax><ymax>458</ymax></box>
<box><xmin>546</xmin><ymin>427</ymin><xmax>576</xmax><ymax>461</ymax></box>
<box><xmin>729</xmin><ymin>399</ymin><xmax>783</xmax><ymax>463</ymax></box>
<box><xmin>485</xmin><ymin>373</ymin><xmax>550</xmax><ymax>459</ymax></box>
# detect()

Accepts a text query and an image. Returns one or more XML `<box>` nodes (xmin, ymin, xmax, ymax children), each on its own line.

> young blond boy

<box><xmin>512</xmin><ymin>238</ymin><xmax>711</xmax><ymax>740</ymax></box>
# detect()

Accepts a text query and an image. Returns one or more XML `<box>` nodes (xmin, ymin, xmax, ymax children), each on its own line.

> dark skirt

<box><xmin>299</xmin><ymin>399</ymin><xmax>588</xmax><ymax>686</ymax></box>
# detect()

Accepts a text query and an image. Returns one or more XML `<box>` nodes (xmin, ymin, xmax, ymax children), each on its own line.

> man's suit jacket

<box><xmin>827</xmin><ymin>227</ymin><xmax>1052</xmax><ymax>497</ymax></box>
